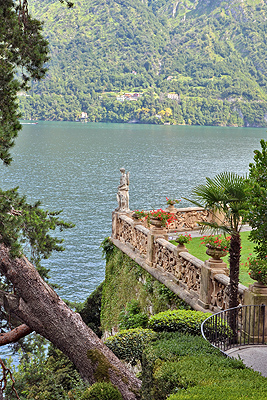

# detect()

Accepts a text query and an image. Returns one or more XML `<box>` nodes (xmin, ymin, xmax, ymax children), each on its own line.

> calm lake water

<box><xmin>1</xmin><ymin>121</ymin><xmax>267</xmax><ymax>303</ymax></box>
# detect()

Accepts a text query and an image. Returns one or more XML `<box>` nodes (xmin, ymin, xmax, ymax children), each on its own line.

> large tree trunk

<box><xmin>0</xmin><ymin>244</ymin><xmax>141</xmax><ymax>400</ymax></box>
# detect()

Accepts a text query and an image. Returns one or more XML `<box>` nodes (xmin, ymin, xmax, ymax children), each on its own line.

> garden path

<box><xmin>226</xmin><ymin>346</ymin><xmax>267</xmax><ymax>377</ymax></box>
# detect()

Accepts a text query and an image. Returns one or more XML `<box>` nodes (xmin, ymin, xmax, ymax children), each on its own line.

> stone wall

<box><xmin>111</xmin><ymin>210</ymin><xmax>247</xmax><ymax>314</ymax></box>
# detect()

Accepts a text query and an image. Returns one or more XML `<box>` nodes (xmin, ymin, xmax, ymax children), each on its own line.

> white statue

<box><xmin>116</xmin><ymin>168</ymin><xmax>130</xmax><ymax>212</ymax></box>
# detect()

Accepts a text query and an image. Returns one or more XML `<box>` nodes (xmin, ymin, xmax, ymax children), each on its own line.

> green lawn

<box><xmin>172</xmin><ymin>231</ymin><xmax>255</xmax><ymax>287</ymax></box>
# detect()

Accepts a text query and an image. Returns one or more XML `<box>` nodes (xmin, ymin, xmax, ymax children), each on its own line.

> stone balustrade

<box><xmin>166</xmin><ymin>206</ymin><xmax>212</xmax><ymax>231</ymax></box>
<box><xmin>111</xmin><ymin>210</ymin><xmax>248</xmax><ymax>313</ymax></box>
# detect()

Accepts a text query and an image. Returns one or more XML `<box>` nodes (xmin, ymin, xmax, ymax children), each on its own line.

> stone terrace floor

<box><xmin>226</xmin><ymin>346</ymin><xmax>267</xmax><ymax>377</ymax></box>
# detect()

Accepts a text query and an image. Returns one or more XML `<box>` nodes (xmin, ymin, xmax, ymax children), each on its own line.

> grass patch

<box><xmin>171</xmin><ymin>231</ymin><xmax>255</xmax><ymax>287</ymax></box>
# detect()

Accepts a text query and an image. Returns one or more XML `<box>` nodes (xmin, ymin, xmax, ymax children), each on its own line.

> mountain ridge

<box><xmin>19</xmin><ymin>0</ymin><xmax>267</xmax><ymax>127</ymax></box>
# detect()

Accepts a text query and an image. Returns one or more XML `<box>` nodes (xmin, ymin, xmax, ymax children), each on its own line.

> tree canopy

<box><xmin>0</xmin><ymin>0</ymin><xmax>49</xmax><ymax>165</ymax></box>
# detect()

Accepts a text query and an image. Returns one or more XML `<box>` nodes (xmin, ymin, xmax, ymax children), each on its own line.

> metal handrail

<box><xmin>201</xmin><ymin>305</ymin><xmax>266</xmax><ymax>355</ymax></box>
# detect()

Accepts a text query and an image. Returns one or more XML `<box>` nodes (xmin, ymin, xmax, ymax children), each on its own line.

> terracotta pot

<box><xmin>206</xmin><ymin>244</ymin><xmax>228</xmax><ymax>261</ymax></box>
<box><xmin>132</xmin><ymin>212</ymin><xmax>140</xmax><ymax>220</ymax></box>
<box><xmin>150</xmin><ymin>218</ymin><xmax>163</xmax><ymax>228</ymax></box>
<box><xmin>249</xmin><ymin>276</ymin><xmax>267</xmax><ymax>287</ymax></box>
<box><xmin>166</xmin><ymin>203</ymin><xmax>177</xmax><ymax>213</ymax></box>
<box><xmin>176</xmin><ymin>244</ymin><xmax>188</xmax><ymax>253</ymax></box>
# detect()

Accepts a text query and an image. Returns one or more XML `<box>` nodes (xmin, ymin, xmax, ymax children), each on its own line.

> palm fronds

<box><xmin>189</xmin><ymin>172</ymin><xmax>248</xmax><ymax>233</ymax></box>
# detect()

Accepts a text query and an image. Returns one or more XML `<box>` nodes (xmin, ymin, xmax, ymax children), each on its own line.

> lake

<box><xmin>1</xmin><ymin>121</ymin><xmax>266</xmax><ymax>303</ymax></box>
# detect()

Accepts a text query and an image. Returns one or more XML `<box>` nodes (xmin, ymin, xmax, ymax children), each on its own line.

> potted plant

<box><xmin>200</xmin><ymin>235</ymin><xmax>230</xmax><ymax>261</ymax></box>
<box><xmin>166</xmin><ymin>197</ymin><xmax>180</xmax><ymax>212</ymax></box>
<box><xmin>132</xmin><ymin>210</ymin><xmax>147</xmax><ymax>220</ymax></box>
<box><xmin>248</xmin><ymin>256</ymin><xmax>267</xmax><ymax>286</ymax></box>
<box><xmin>174</xmin><ymin>233</ymin><xmax>192</xmax><ymax>252</ymax></box>
<box><xmin>175</xmin><ymin>233</ymin><xmax>192</xmax><ymax>245</ymax></box>
<box><xmin>149</xmin><ymin>209</ymin><xmax>175</xmax><ymax>228</ymax></box>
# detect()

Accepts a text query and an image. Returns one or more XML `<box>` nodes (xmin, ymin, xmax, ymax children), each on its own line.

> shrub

<box><xmin>247</xmin><ymin>256</ymin><xmax>267</xmax><ymax>285</ymax></box>
<box><xmin>104</xmin><ymin>328</ymin><xmax>156</xmax><ymax>365</ymax></box>
<box><xmin>142</xmin><ymin>332</ymin><xmax>267</xmax><ymax>400</ymax></box>
<box><xmin>81</xmin><ymin>382</ymin><xmax>123</xmax><ymax>400</ymax></box>
<box><xmin>119</xmin><ymin>300</ymin><xmax>149</xmax><ymax>329</ymax></box>
<box><xmin>148</xmin><ymin>309</ymin><xmax>212</xmax><ymax>335</ymax></box>
<box><xmin>78</xmin><ymin>282</ymin><xmax>103</xmax><ymax>337</ymax></box>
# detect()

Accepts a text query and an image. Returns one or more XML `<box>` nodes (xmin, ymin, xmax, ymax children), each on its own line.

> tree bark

<box><xmin>228</xmin><ymin>232</ymin><xmax>241</xmax><ymax>342</ymax></box>
<box><xmin>229</xmin><ymin>232</ymin><xmax>241</xmax><ymax>309</ymax></box>
<box><xmin>0</xmin><ymin>244</ymin><xmax>141</xmax><ymax>400</ymax></box>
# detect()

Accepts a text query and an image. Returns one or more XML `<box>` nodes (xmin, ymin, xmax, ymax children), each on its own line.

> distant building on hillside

<box><xmin>76</xmin><ymin>112</ymin><xmax>88</xmax><ymax>122</ymax></box>
<box><xmin>167</xmin><ymin>93</ymin><xmax>179</xmax><ymax>101</ymax></box>
<box><xmin>116</xmin><ymin>93</ymin><xmax>142</xmax><ymax>102</ymax></box>
<box><xmin>80</xmin><ymin>112</ymin><xmax>88</xmax><ymax>119</ymax></box>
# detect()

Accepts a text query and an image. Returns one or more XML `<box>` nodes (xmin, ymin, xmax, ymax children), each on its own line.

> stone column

<box><xmin>146</xmin><ymin>231</ymin><xmax>154</xmax><ymax>267</ymax></box>
<box><xmin>198</xmin><ymin>259</ymin><xmax>229</xmax><ymax>309</ymax></box>
<box><xmin>243</xmin><ymin>283</ymin><xmax>267</xmax><ymax>342</ymax></box>
<box><xmin>146</xmin><ymin>227</ymin><xmax>168</xmax><ymax>267</ymax></box>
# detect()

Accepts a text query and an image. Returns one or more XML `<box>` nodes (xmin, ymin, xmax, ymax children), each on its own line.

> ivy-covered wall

<box><xmin>100</xmin><ymin>241</ymin><xmax>187</xmax><ymax>334</ymax></box>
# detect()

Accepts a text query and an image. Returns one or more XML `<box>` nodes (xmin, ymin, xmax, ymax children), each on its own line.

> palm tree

<box><xmin>188</xmin><ymin>172</ymin><xmax>248</xmax><ymax>309</ymax></box>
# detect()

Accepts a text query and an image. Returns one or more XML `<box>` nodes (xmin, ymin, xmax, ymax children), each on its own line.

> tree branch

<box><xmin>0</xmin><ymin>324</ymin><xmax>32</xmax><ymax>346</ymax></box>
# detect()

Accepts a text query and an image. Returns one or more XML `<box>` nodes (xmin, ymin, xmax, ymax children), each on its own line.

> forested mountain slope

<box><xmin>19</xmin><ymin>0</ymin><xmax>267</xmax><ymax>126</ymax></box>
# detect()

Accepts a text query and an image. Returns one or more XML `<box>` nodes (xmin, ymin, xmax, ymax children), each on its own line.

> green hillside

<box><xmin>19</xmin><ymin>0</ymin><xmax>267</xmax><ymax>126</ymax></box>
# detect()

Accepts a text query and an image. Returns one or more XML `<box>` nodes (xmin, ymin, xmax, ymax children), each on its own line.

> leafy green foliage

<box><xmin>189</xmin><ymin>171</ymin><xmax>249</xmax><ymax>309</ymax></box>
<box><xmin>148</xmin><ymin>309</ymin><xmax>212</xmax><ymax>335</ymax></box>
<box><xmin>142</xmin><ymin>332</ymin><xmax>267</xmax><ymax>400</ymax></box>
<box><xmin>247</xmin><ymin>139</ymin><xmax>267</xmax><ymax>259</ymax></box>
<box><xmin>0</xmin><ymin>187</ymin><xmax>74</xmax><ymax>280</ymax></box>
<box><xmin>19</xmin><ymin>0</ymin><xmax>267</xmax><ymax>127</ymax></box>
<box><xmin>119</xmin><ymin>300</ymin><xmax>149</xmax><ymax>330</ymax></box>
<box><xmin>191</xmin><ymin>172</ymin><xmax>248</xmax><ymax>231</ymax></box>
<box><xmin>78</xmin><ymin>283</ymin><xmax>103</xmax><ymax>337</ymax></box>
<box><xmin>101</xmin><ymin>246</ymin><xmax>188</xmax><ymax>332</ymax></box>
<box><xmin>100</xmin><ymin>237</ymin><xmax>115</xmax><ymax>262</ymax></box>
<box><xmin>0</xmin><ymin>0</ymin><xmax>49</xmax><ymax>165</ymax></box>
<box><xmin>104</xmin><ymin>328</ymin><xmax>156</xmax><ymax>366</ymax></box>
<box><xmin>81</xmin><ymin>381</ymin><xmax>123</xmax><ymax>400</ymax></box>
<box><xmin>5</xmin><ymin>340</ymin><xmax>85</xmax><ymax>399</ymax></box>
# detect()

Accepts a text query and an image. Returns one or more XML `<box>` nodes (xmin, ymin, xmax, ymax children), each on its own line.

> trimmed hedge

<box><xmin>81</xmin><ymin>382</ymin><xmax>123</xmax><ymax>400</ymax></box>
<box><xmin>141</xmin><ymin>332</ymin><xmax>267</xmax><ymax>400</ymax></box>
<box><xmin>148</xmin><ymin>309</ymin><xmax>212</xmax><ymax>335</ymax></box>
<box><xmin>104</xmin><ymin>328</ymin><xmax>157</xmax><ymax>365</ymax></box>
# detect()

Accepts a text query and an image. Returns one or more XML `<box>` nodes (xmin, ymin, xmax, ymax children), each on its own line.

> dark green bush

<box><xmin>148</xmin><ymin>309</ymin><xmax>212</xmax><ymax>335</ymax></box>
<box><xmin>78</xmin><ymin>282</ymin><xmax>103</xmax><ymax>337</ymax></box>
<box><xmin>81</xmin><ymin>381</ymin><xmax>123</xmax><ymax>400</ymax></box>
<box><xmin>141</xmin><ymin>332</ymin><xmax>267</xmax><ymax>400</ymax></box>
<box><xmin>119</xmin><ymin>300</ymin><xmax>149</xmax><ymax>329</ymax></box>
<box><xmin>104</xmin><ymin>328</ymin><xmax>156</xmax><ymax>365</ymax></box>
